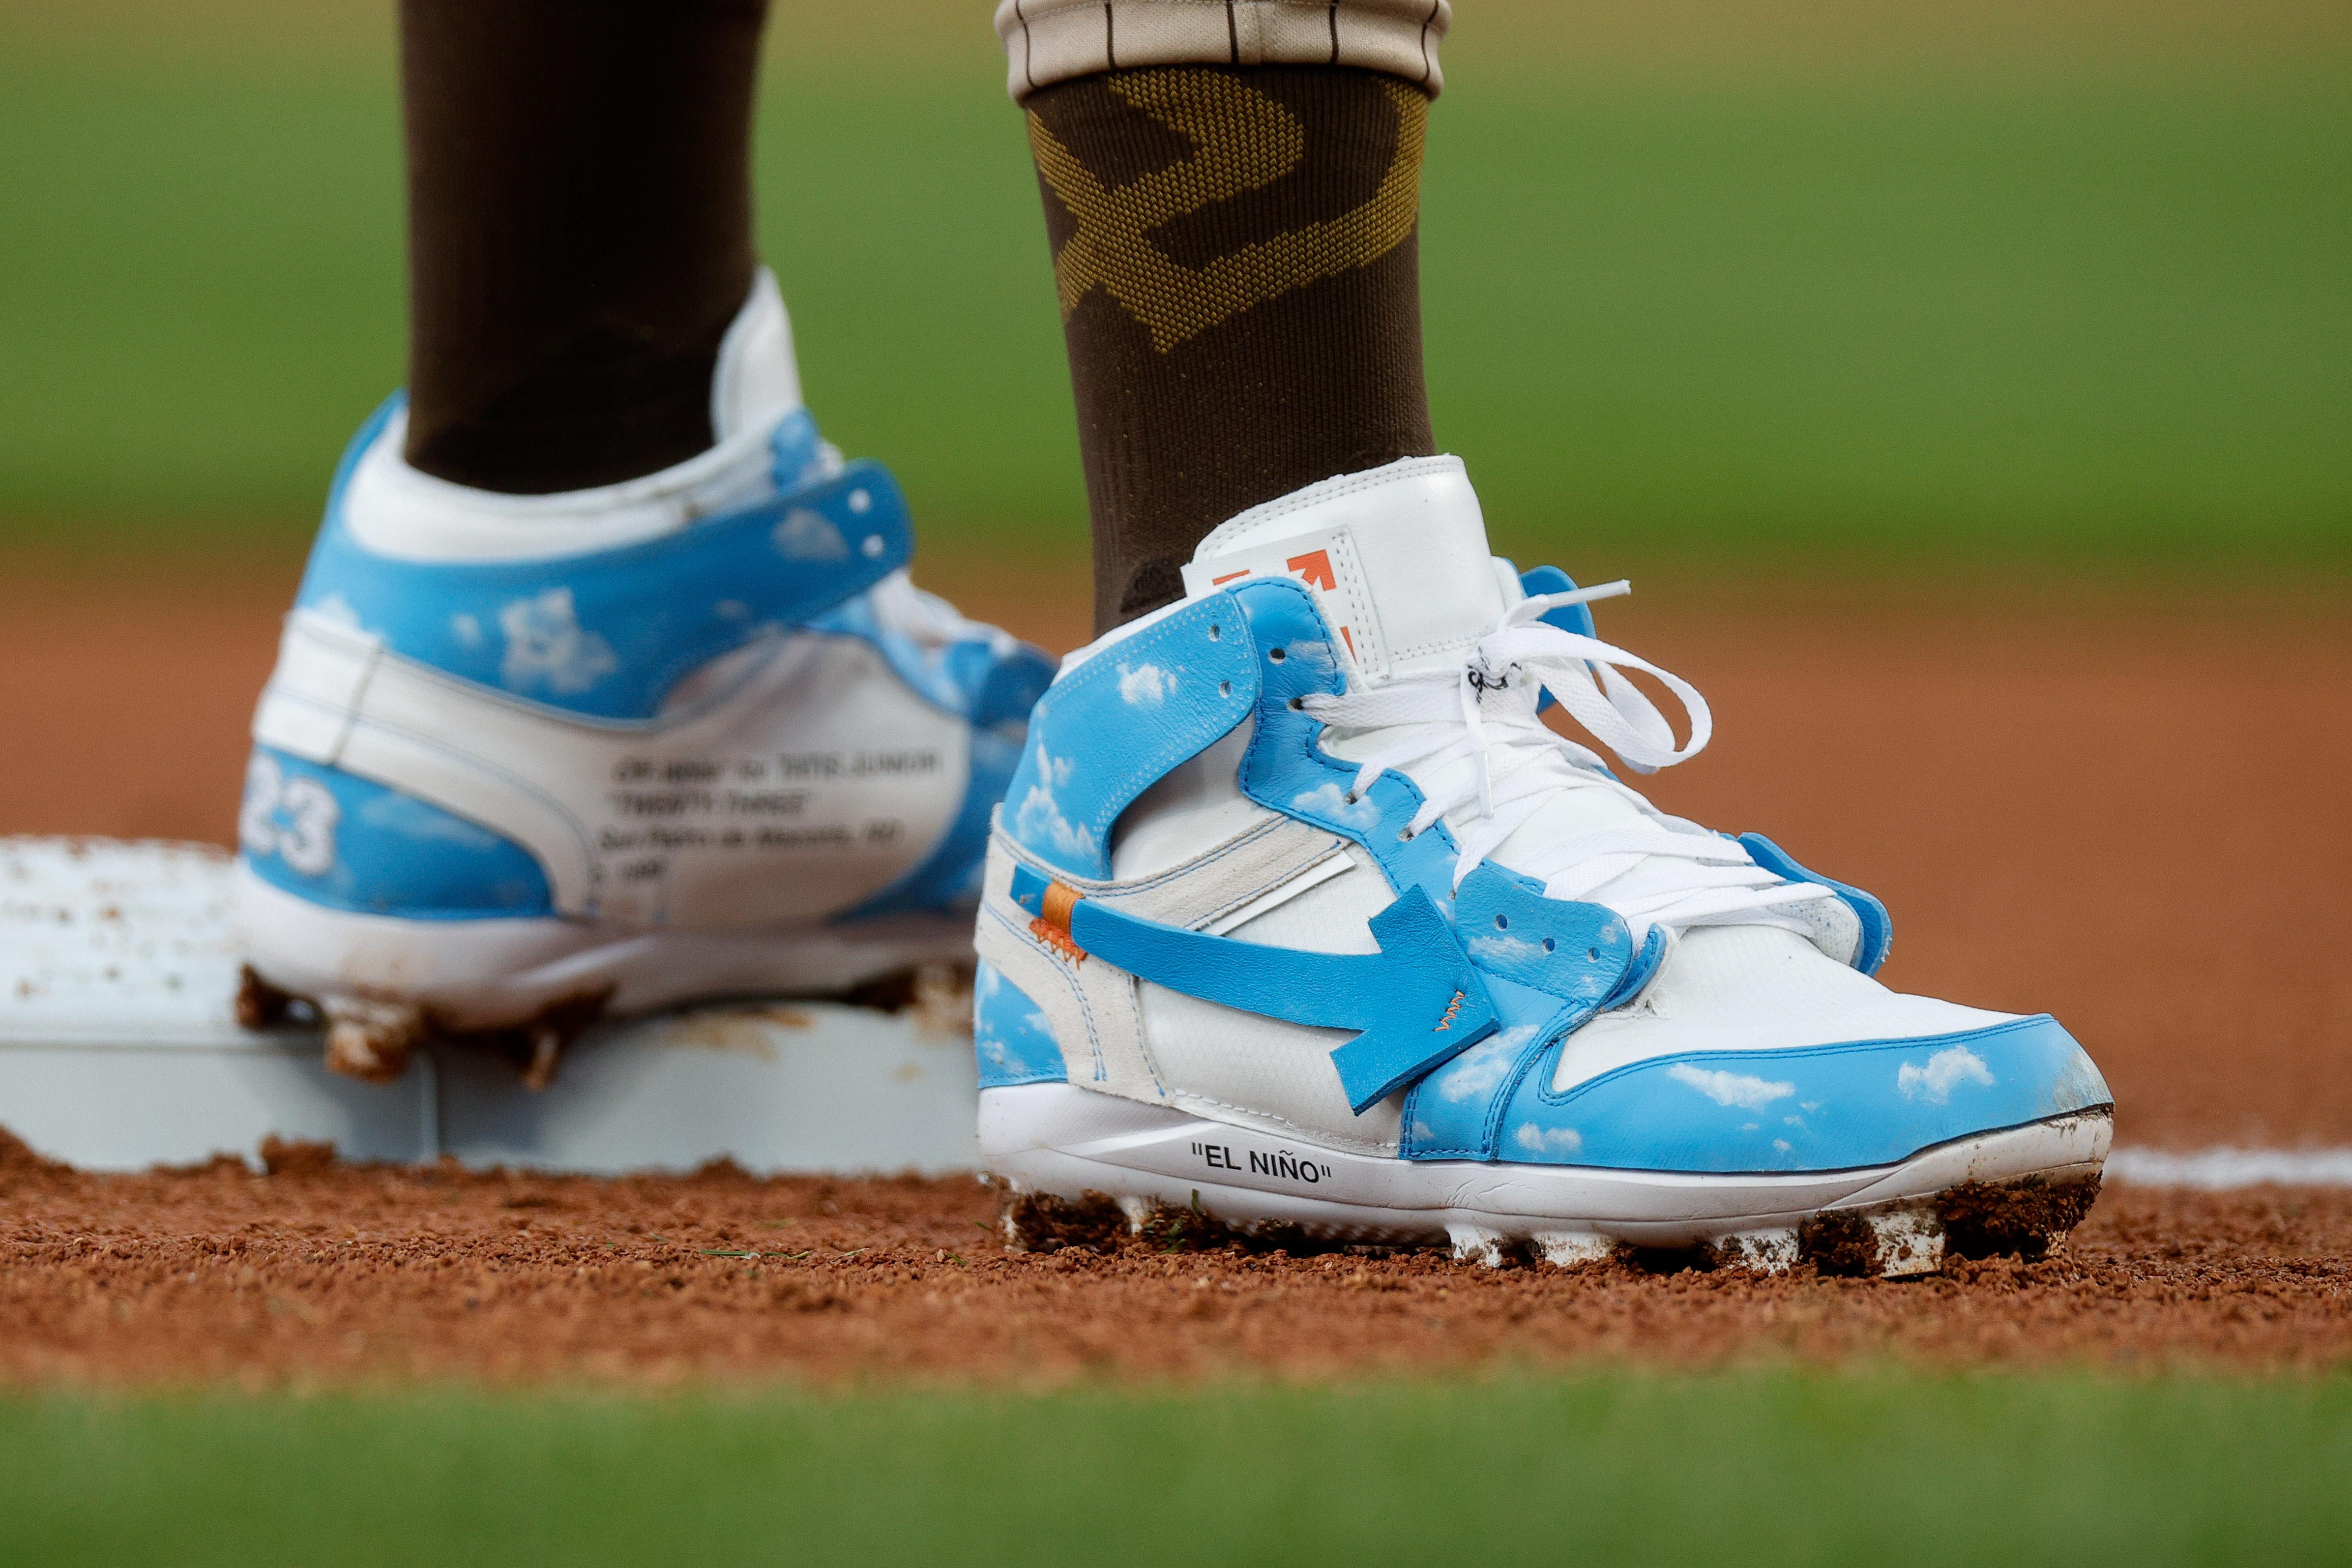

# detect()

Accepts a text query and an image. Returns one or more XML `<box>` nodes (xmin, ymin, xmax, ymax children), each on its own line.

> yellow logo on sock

<box><xmin>1030</xmin><ymin>70</ymin><xmax>1427</xmax><ymax>353</ymax></box>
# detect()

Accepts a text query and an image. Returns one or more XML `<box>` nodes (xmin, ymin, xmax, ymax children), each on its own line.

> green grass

<box><xmin>0</xmin><ymin>10</ymin><xmax>2346</xmax><ymax>576</ymax></box>
<box><xmin>4</xmin><ymin>1370</ymin><xmax>2351</xmax><ymax>1566</ymax></box>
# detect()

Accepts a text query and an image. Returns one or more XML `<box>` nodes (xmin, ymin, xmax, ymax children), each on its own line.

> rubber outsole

<box><xmin>980</xmin><ymin>1082</ymin><xmax>2112</xmax><ymax>1277</ymax></box>
<box><xmin>235</xmin><ymin>862</ymin><xmax>975</xmax><ymax>1082</ymax></box>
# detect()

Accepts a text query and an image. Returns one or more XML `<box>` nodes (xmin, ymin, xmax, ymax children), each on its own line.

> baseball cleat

<box><xmin>236</xmin><ymin>271</ymin><xmax>1054</xmax><ymax>1083</ymax></box>
<box><xmin>971</xmin><ymin>456</ymin><xmax>2112</xmax><ymax>1275</ymax></box>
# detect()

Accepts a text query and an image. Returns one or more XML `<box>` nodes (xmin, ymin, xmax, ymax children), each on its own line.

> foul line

<box><xmin>2105</xmin><ymin>1146</ymin><xmax>2352</xmax><ymax>1189</ymax></box>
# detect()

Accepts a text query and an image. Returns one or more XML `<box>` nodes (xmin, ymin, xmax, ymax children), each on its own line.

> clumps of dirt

<box><xmin>838</xmin><ymin>962</ymin><xmax>975</xmax><ymax>1038</ymax></box>
<box><xmin>1798</xmin><ymin>1211</ymin><xmax>1883</xmax><ymax>1276</ymax></box>
<box><xmin>3</xmin><ymin>1156</ymin><xmax>2351</xmax><ymax>1387</ymax></box>
<box><xmin>1006</xmin><ymin>1188</ymin><xmax>1390</xmax><ymax>1260</ymax></box>
<box><xmin>258</xmin><ymin>1137</ymin><xmax>336</xmax><ymax>1177</ymax></box>
<box><xmin>1131</xmin><ymin>1195</ymin><xmax>1241</xmax><ymax>1253</ymax></box>
<box><xmin>233</xmin><ymin>965</ymin><xmax>299</xmax><ymax>1030</ymax></box>
<box><xmin>1000</xmin><ymin>1187</ymin><xmax>1127</xmax><ymax>1253</ymax></box>
<box><xmin>0</xmin><ymin>1127</ymin><xmax>69</xmax><ymax>1189</ymax></box>
<box><xmin>1938</xmin><ymin>1174</ymin><xmax>2103</xmax><ymax>1260</ymax></box>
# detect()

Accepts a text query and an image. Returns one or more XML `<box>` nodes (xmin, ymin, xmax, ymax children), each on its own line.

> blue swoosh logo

<box><xmin>1012</xmin><ymin>864</ymin><xmax>1499</xmax><ymax>1114</ymax></box>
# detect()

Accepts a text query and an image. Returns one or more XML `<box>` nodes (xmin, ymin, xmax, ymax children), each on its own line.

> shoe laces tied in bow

<box><xmin>1298</xmin><ymin>583</ymin><xmax>1834</xmax><ymax>944</ymax></box>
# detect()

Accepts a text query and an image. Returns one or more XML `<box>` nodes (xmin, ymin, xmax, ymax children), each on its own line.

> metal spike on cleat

<box><xmin>1868</xmin><ymin>1204</ymin><xmax>1947</xmax><ymax>1277</ymax></box>
<box><xmin>1714</xmin><ymin>1227</ymin><xmax>1800</xmax><ymax>1274</ymax></box>
<box><xmin>1446</xmin><ymin>1222</ymin><xmax>1515</xmax><ymax>1269</ymax></box>
<box><xmin>320</xmin><ymin>997</ymin><xmax>426</xmax><ymax>1084</ymax></box>
<box><xmin>519</xmin><ymin>1024</ymin><xmax>565</xmax><ymax>1093</ymax></box>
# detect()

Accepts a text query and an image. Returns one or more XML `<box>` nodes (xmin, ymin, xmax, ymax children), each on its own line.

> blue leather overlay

<box><xmin>1230</xmin><ymin>579</ymin><xmax>1466</xmax><ymax>907</ymax></box>
<box><xmin>971</xmin><ymin>645</ymin><xmax>1058</xmax><ymax>732</ymax></box>
<box><xmin>1002</xmin><ymin>596</ymin><xmax>1260</xmax><ymax>879</ymax></box>
<box><xmin>973</xmin><ymin>960</ymin><xmax>1068</xmax><ymax>1088</ymax></box>
<box><xmin>838</xmin><ymin>726</ymin><xmax>1020</xmax><ymax>920</ymax></box>
<box><xmin>1738</xmin><ymin>832</ymin><xmax>1893</xmax><ymax>976</ymax></box>
<box><xmin>294</xmin><ymin>396</ymin><xmax>914</xmax><ymax>720</ymax></box>
<box><xmin>1401</xmin><ymin>972</ymin><xmax>1585</xmax><ymax>1158</ymax></box>
<box><xmin>1485</xmin><ymin>1015</ymin><xmax>2109</xmax><ymax>1174</ymax></box>
<box><xmin>1602</xmin><ymin>927</ymin><xmax>1669</xmax><ymax>1008</ymax></box>
<box><xmin>239</xmin><ymin>745</ymin><xmax>554</xmax><ymax>919</ymax></box>
<box><xmin>1068</xmin><ymin>885</ymin><xmax>1499</xmax><ymax>1114</ymax></box>
<box><xmin>1007</xmin><ymin>862</ymin><xmax>1060</xmax><ymax>920</ymax></box>
<box><xmin>767</xmin><ymin>407</ymin><xmax>825</xmax><ymax>490</ymax></box>
<box><xmin>1452</xmin><ymin>862</ymin><xmax>1633</xmax><ymax>1003</ymax></box>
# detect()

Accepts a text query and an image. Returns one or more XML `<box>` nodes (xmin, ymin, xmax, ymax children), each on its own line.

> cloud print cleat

<box><xmin>972</xmin><ymin>457</ymin><xmax>2113</xmax><ymax>1275</ymax></box>
<box><xmin>236</xmin><ymin>271</ymin><xmax>1055</xmax><ymax>1085</ymax></box>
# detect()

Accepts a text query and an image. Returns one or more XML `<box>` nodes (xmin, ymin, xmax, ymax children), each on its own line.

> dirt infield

<box><xmin>3</xmin><ymin>559</ymin><xmax>2346</xmax><ymax>1148</ymax></box>
<box><xmin>2</xmin><ymin>559</ymin><xmax>2349</xmax><ymax>1384</ymax></box>
<box><xmin>4</xmin><ymin>1137</ymin><xmax>2349</xmax><ymax>1385</ymax></box>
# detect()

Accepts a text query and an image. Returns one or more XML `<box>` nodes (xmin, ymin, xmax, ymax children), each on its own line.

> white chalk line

<box><xmin>2104</xmin><ymin>1147</ymin><xmax>2352</xmax><ymax>1189</ymax></box>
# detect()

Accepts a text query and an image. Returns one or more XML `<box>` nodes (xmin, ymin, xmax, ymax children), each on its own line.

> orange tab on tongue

<box><xmin>1180</xmin><ymin>527</ymin><xmax>1385</xmax><ymax>678</ymax></box>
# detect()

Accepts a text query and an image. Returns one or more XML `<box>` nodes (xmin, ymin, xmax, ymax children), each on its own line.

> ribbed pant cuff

<box><xmin>995</xmin><ymin>0</ymin><xmax>1452</xmax><ymax>101</ymax></box>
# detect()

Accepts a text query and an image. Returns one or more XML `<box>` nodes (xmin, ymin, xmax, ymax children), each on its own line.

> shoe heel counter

<box><xmin>238</xmin><ymin>745</ymin><xmax>554</xmax><ymax>919</ymax></box>
<box><xmin>292</xmin><ymin>402</ymin><xmax>915</xmax><ymax>721</ymax></box>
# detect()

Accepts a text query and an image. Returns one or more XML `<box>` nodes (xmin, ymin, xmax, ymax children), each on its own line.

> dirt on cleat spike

<box><xmin>1867</xmin><ymin>1205</ymin><xmax>1946</xmax><ymax>1277</ymax></box>
<box><xmin>1446</xmin><ymin>1223</ymin><xmax>1518</xmax><ymax>1269</ymax></box>
<box><xmin>321</xmin><ymin>998</ymin><xmax>426</xmax><ymax>1083</ymax></box>
<box><xmin>1530</xmin><ymin>1231</ymin><xmax>1616</xmax><ymax>1271</ymax></box>
<box><xmin>998</xmin><ymin>1187</ymin><xmax>1126</xmax><ymax>1254</ymax></box>
<box><xmin>1133</xmin><ymin>1194</ymin><xmax>1242</xmax><ymax>1254</ymax></box>
<box><xmin>1936</xmin><ymin>1172</ymin><xmax>2103</xmax><ymax>1260</ymax></box>
<box><xmin>1711</xmin><ymin>1228</ymin><xmax>1800</xmax><ymax>1274</ymax></box>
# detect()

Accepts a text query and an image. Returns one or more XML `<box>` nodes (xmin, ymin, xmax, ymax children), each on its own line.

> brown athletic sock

<box><xmin>1025</xmin><ymin>65</ymin><xmax>1437</xmax><ymax>632</ymax></box>
<box><xmin>399</xmin><ymin>0</ymin><xmax>769</xmax><ymax>494</ymax></box>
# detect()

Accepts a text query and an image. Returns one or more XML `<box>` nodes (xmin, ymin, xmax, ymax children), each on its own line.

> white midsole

<box><xmin>980</xmin><ymin>1082</ymin><xmax>2113</xmax><ymax>1246</ymax></box>
<box><xmin>236</xmin><ymin>862</ymin><xmax>973</xmax><ymax>1029</ymax></box>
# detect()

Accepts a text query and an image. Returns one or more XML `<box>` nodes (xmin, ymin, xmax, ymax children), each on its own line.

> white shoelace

<box><xmin>1300</xmin><ymin>585</ymin><xmax>1833</xmax><ymax>943</ymax></box>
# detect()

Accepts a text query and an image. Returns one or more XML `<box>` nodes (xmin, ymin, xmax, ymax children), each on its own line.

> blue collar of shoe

<box><xmin>290</xmin><ymin>396</ymin><xmax>912</xmax><ymax>721</ymax></box>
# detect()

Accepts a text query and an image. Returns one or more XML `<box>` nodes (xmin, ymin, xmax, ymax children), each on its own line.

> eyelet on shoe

<box><xmin>1287</xmin><ymin>697</ymin><xmax>1303</xmax><ymax>711</ymax></box>
<box><xmin>1208</xmin><ymin>624</ymin><xmax>1221</xmax><ymax>641</ymax></box>
<box><xmin>1268</xmin><ymin>647</ymin><xmax>1287</xmax><ymax>662</ymax></box>
<box><xmin>1218</xmin><ymin>680</ymin><xmax>1232</xmax><ymax>697</ymax></box>
<box><xmin>1397</xmin><ymin>827</ymin><xmax>1415</xmax><ymax>842</ymax></box>
<box><xmin>1542</xmin><ymin>938</ymin><xmax>1556</xmax><ymax>953</ymax></box>
<box><xmin>1494</xmin><ymin>914</ymin><xmax>1509</xmax><ymax>929</ymax></box>
<box><xmin>1343</xmin><ymin>792</ymin><xmax>1359</xmax><ymax>805</ymax></box>
<box><xmin>1587</xmin><ymin>947</ymin><xmax>1600</xmax><ymax>961</ymax></box>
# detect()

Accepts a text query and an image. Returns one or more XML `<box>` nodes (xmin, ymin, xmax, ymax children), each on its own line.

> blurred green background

<box><xmin>8</xmin><ymin>1370</ymin><xmax>2352</xmax><ymax>1567</ymax></box>
<box><xmin>0</xmin><ymin>0</ymin><xmax>2346</xmax><ymax>576</ymax></box>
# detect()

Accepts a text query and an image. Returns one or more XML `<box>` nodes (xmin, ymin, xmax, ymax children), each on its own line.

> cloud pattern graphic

<box><xmin>498</xmin><ymin>587</ymin><xmax>618</xmax><ymax>696</ymax></box>
<box><xmin>1667</xmin><ymin>1063</ymin><xmax>1796</xmax><ymax>1111</ymax></box>
<box><xmin>1897</xmin><ymin>1045</ymin><xmax>1996</xmax><ymax>1103</ymax></box>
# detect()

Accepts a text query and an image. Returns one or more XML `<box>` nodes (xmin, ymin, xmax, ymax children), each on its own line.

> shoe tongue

<box><xmin>1180</xmin><ymin>457</ymin><xmax>1508</xmax><ymax>684</ymax></box>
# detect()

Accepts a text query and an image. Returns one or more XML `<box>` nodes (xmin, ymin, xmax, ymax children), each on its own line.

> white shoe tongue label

<box><xmin>1179</xmin><ymin>526</ymin><xmax>1390</xmax><ymax>680</ymax></box>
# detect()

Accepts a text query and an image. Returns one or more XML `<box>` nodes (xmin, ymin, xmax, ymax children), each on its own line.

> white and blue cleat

<box><xmin>972</xmin><ymin>457</ymin><xmax>2112</xmax><ymax>1274</ymax></box>
<box><xmin>236</xmin><ymin>272</ymin><xmax>1055</xmax><ymax>1083</ymax></box>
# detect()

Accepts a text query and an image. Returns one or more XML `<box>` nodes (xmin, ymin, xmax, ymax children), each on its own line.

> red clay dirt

<box><xmin>2</xmin><ymin>1136</ymin><xmax>2348</xmax><ymax>1386</ymax></box>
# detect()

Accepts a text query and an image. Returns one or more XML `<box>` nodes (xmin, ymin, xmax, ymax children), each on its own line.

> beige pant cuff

<box><xmin>995</xmin><ymin>0</ymin><xmax>1452</xmax><ymax>102</ymax></box>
